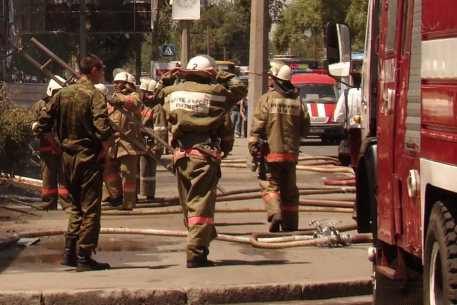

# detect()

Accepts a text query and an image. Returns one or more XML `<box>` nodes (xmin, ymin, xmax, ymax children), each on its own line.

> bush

<box><xmin>0</xmin><ymin>84</ymin><xmax>32</xmax><ymax>177</ymax></box>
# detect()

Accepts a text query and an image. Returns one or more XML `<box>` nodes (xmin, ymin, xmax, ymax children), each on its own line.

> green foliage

<box><xmin>273</xmin><ymin>0</ymin><xmax>366</xmax><ymax>58</ymax></box>
<box><xmin>0</xmin><ymin>87</ymin><xmax>32</xmax><ymax>177</ymax></box>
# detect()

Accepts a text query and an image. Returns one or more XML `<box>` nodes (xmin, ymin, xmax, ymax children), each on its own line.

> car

<box><xmin>291</xmin><ymin>73</ymin><xmax>343</xmax><ymax>144</ymax></box>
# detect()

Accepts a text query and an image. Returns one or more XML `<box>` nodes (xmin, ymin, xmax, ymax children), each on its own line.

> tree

<box><xmin>272</xmin><ymin>0</ymin><xmax>362</xmax><ymax>59</ymax></box>
<box><xmin>345</xmin><ymin>0</ymin><xmax>369</xmax><ymax>51</ymax></box>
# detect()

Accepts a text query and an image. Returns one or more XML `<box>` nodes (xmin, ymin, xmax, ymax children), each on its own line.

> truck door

<box><xmin>377</xmin><ymin>0</ymin><xmax>403</xmax><ymax>245</ymax></box>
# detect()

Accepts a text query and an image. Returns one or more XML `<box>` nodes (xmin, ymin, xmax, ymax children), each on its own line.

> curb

<box><xmin>0</xmin><ymin>279</ymin><xmax>372</xmax><ymax>305</ymax></box>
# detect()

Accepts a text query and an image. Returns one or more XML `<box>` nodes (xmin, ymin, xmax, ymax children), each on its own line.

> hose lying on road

<box><xmin>101</xmin><ymin>206</ymin><xmax>354</xmax><ymax>216</ymax></box>
<box><xmin>1</xmin><ymin>223</ymin><xmax>371</xmax><ymax>251</ymax></box>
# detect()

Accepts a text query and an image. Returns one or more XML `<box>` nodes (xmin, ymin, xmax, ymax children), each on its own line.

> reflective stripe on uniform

<box><xmin>42</xmin><ymin>188</ymin><xmax>58</xmax><ymax>195</ymax></box>
<box><xmin>39</xmin><ymin>146</ymin><xmax>53</xmax><ymax>153</ymax></box>
<box><xmin>188</xmin><ymin>216</ymin><xmax>214</xmax><ymax>225</ymax></box>
<box><xmin>266</xmin><ymin>154</ymin><xmax>298</xmax><ymax>162</ymax></box>
<box><xmin>141</xmin><ymin>108</ymin><xmax>153</xmax><ymax>118</ymax></box>
<box><xmin>104</xmin><ymin>173</ymin><xmax>120</xmax><ymax>181</ymax></box>
<box><xmin>281</xmin><ymin>205</ymin><xmax>299</xmax><ymax>212</ymax></box>
<box><xmin>124</xmin><ymin>95</ymin><xmax>133</xmax><ymax>111</ymax></box>
<box><xmin>122</xmin><ymin>184</ymin><xmax>136</xmax><ymax>193</ymax></box>
<box><xmin>154</xmin><ymin>126</ymin><xmax>167</xmax><ymax>131</ymax></box>
<box><xmin>140</xmin><ymin>177</ymin><xmax>156</xmax><ymax>181</ymax></box>
<box><xmin>263</xmin><ymin>192</ymin><xmax>280</xmax><ymax>201</ymax></box>
<box><xmin>58</xmin><ymin>189</ymin><xmax>69</xmax><ymax>195</ymax></box>
<box><xmin>173</xmin><ymin>148</ymin><xmax>221</xmax><ymax>161</ymax></box>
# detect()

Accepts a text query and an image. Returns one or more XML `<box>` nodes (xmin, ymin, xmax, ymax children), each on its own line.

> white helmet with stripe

<box><xmin>47</xmin><ymin>75</ymin><xmax>65</xmax><ymax>97</ymax></box>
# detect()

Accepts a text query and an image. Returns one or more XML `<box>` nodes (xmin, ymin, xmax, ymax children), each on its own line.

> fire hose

<box><xmin>0</xmin><ymin>222</ymin><xmax>371</xmax><ymax>251</ymax></box>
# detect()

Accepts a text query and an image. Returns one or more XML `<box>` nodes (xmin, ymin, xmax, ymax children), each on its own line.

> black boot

<box><xmin>76</xmin><ymin>248</ymin><xmax>110</xmax><ymax>272</ymax></box>
<box><xmin>186</xmin><ymin>246</ymin><xmax>214</xmax><ymax>268</ymax></box>
<box><xmin>269</xmin><ymin>213</ymin><xmax>283</xmax><ymax>233</ymax></box>
<box><xmin>60</xmin><ymin>237</ymin><xmax>77</xmax><ymax>267</ymax></box>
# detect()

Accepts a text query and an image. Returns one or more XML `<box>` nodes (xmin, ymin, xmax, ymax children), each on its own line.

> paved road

<box><xmin>0</xmin><ymin>137</ymin><xmax>373</xmax><ymax>305</ymax></box>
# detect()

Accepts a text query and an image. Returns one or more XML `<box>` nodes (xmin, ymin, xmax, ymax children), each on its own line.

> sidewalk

<box><xmin>0</xmin><ymin>138</ymin><xmax>372</xmax><ymax>305</ymax></box>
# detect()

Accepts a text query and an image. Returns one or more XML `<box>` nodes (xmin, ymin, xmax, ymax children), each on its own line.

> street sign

<box><xmin>162</xmin><ymin>44</ymin><xmax>175</xmax><ymax>57</ymax></box>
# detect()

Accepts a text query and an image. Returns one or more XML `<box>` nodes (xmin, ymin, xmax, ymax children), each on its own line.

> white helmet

<box><xmin>147</xmin><ymin>79</ymin><xmax>158</xmax><ymax>92</ymax></box>
<box><xmin>186</xmin><ymin>54</ymin><xmax>216</xmax><ymax>70</ymax></box>
<box><xmin>113</xmin><ymin>71</ymin><xmax>129</xmax><ymax>83</ymax></box>
<box><xmin>47</xmin><ymin>75</ymin><xmax>65</xmax><ymax>97</ymax></box>
<box><xmin>139</xmin><ymin>78</ymin><xmax>151</xmax><ymax>91</ymax></box>
<box><xmin>94</xmin><ymin>83</ymin><xmax>109</xmax><ymax>96</ymax></box>
<box><xmin>127</xmin><ymin>73</ymin><xmax>136</xmax><ymax>85</ymax></box>
<box><xmin>268</xmin><ymin>63</ymin><xmax>292</xmax><ymax>81</ymax></box>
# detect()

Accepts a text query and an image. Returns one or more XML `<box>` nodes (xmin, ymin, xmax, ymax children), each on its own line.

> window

<box><xmin>385</xmin><ymin>0</ymin><xmax>398</xmax><ymax>53</ymax></box>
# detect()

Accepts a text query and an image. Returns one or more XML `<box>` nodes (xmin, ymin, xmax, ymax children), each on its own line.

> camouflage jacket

<box><xmin>38</xmin><ymin>79</ymin><xmax>111</xmax><ymax>155</ymax></box>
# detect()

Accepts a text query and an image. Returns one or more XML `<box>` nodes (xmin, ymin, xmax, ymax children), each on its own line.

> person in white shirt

<box><xmin>333</xmin><ymin>67</ymin><xmax>362</xmax><ymax>168</ymax></box>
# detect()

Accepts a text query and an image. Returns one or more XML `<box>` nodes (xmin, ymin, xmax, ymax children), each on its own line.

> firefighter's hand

<box><xmin>205</xmin><ymin>67</ymin><xmax>218</xmax><ymax>78</ymax></box>
<box><xmin>248</xmin><ymin>142</ymin><xmax>259</xmax><ymax>158</ymax></box>
<box><xmin>220</xmin><ymin>140</ymin><xmax>233</xmax><ymax>159</ymax></box>
<box><xmin>169</xmin><ymin>67</ymin><xmax>181</xmax><ymax>77</ymax></box>
<box><xmin>108</xmin><ymin>95</ymin><xmax>122</xmax><ymax>106</ymax></box>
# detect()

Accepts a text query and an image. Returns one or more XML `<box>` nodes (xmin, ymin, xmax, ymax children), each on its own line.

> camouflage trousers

<box><xmin>40</xmin><ymin>152</ymin><xmax>72</xmax><ymax>210</ymax></box>
<box><xmin>259</xmin><ymin>162</ymin><xmax>299</xmax><ymax>231</ymax></box>
<box><xmin>175</xmin><ymin>154</ymin><xmax>219</xmax><ymax>261</ymax></box>
<box><xmin>62</xmin><ymin>150</ymin><xmax>104</xmax><ymax>251</ymax></box>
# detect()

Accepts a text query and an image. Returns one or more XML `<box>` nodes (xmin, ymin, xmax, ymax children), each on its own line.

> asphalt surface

<box><xmin>0</xmin><ymin>138</ymin><xmax>373</xmax><ymax>305</ymax></box>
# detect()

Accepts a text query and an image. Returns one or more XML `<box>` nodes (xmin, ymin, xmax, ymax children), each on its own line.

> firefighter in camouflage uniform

<box><xmin>29</xmin><ymin>76</ymin><xmax>71</xmax><ymax>211</ymax></box>
<box><xmin>154</xmin><ymin>55</ymin><xmax>247</xmax><ymax>268</ymax></box>
<box><xmin>103</xmin><ymin>72</ymin><xmax>144</xmax><ymax>210</ymax></box>
<box><xmin>249</xmin><ymin>63</ymin><xmax>310</xmax><ymax>232</ymax></box>
<box><xmin>38</xmin><ymin>54</ymin><xmax>111</xmax><ymax>272</ymax></box>
<box><xmin>138</xmin><ymin>78</ymin><xmax>167</xmax><ymax>199</ymax></box>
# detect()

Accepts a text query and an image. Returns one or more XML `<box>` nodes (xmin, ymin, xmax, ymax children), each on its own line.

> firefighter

<box><xmin>138</xmin><ymin>78</ymin><xmax>167</xmax><ymax>200</ymax></box>
<box><xmin>103</xmin><ymin>72</ymin><xmax>144</xmax><ymax>210</ymax></box>
<box><xmin>248</xmin><ymin>63</ymin><xmax>311</xmax><ymax>232</ymax></box>
<box><xmin>154</xmin><ymin>54</ymin><xmax>247</xmax><ymax>268</ymax></box>
<box><xmin>29</xmin><ymin>76</ymin><xmax>71</xmax><ymax>211</ymax></box>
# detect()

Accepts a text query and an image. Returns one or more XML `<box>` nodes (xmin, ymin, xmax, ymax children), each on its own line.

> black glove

<box><xmin>248</xmin><ymin>142</ymin><xmax>259</xmax><ymax>158</ymax></box>
<box><xmin>220</xmin><ymin>140</ymin><xmax>233</xmax><ymax>159</ymax></box>
<box><xmin>108</xmin><ymin>95</ymin><xmax>122</xmax><ymax>106</ymax></box>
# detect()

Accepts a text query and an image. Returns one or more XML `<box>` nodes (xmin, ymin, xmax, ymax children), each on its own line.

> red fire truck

<box><xmin>326</xmin><ymin>0</ymin><xmax>457</xmax><ymax>303</ymax></box>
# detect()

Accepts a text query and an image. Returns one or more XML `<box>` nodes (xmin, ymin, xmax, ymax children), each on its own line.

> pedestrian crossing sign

<box><xmin>162</xmin><ymin>45</ymin><xmax>175</xmax><ymax>57</ymax></box>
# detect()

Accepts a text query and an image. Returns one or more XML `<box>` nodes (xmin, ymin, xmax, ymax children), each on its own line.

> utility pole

<box><xmin>206</xmin><ymin>25</ymin><xmax>211</xmax><ymax>55</ymax></box>
<box><xmin>151</xmin><ymin>0</ymin><xmax>160</xmax><ymax>62</ymax></box>
<box><xmin>79</xmin><ymin>0</ymin><xmax>86</xmax><ymax>62</ymax></box>
<box><xmin>180</xmin><ymin>20</ymin><xmax>190</xmax><ymax>67</ymax></box>
<box><xmin>248</xmin><ymin>0</ymin><xmax>269</xmax><ymax>135</ymax></box>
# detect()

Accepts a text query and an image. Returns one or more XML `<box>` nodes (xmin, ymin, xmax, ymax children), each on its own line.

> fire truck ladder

<box><xmin>16</xmin><ymin>37</ymin><xmax>80</xmax><ymax>87</ymax></box>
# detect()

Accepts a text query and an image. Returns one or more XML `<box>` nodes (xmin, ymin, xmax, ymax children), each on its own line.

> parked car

<box><xmin>291</xmin><ymin>73</ymin><xmax>343</xmax><ymax>144</ymax></box>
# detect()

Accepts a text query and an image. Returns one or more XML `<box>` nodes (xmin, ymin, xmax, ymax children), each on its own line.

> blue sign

<box><xmin>162</xmin><ymin>44</ymin><xmax>175</xmax><ymax>57</ymax></box>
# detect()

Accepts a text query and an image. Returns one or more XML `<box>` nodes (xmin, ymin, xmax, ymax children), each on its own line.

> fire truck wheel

<box><xmin>424</xmin><ymin>201</ymin><xmax>457</xmax><ymax>305</ymax></box>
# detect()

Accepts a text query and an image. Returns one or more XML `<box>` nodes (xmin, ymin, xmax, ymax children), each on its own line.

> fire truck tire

<box><xmin>424</xmin><ymin>201</ymin><xmax>457</xmax><ymax>305</ymax></box>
